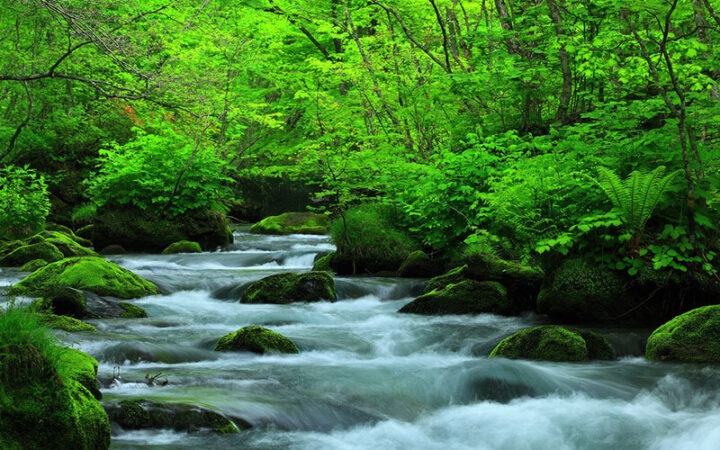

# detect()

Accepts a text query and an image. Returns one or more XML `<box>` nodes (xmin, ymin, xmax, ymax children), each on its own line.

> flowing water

<box><xmin>2</xmin><ymin>230</ymin><xmax>720</xmax><ymax>449</ymax></box>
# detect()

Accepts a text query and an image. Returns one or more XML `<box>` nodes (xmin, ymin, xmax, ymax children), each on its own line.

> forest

<box><xmin>1</xmin><ymin>0</ymin><xmax>719</xmax><ymax>449</ymax></box>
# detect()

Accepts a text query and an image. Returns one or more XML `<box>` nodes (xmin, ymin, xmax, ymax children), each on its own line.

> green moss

<box><xmin>215</xmin><ymin>326</ymin><xmax>299</xmax><ymax>354</ymax></box>
<box><xmin>0</xmin><ymin>241</ymin><xmax>64</xmax><ymax>266</ymax></box>
<box><xmin>398</xmin><ymin>250</ymin><xmax>439</xmax><ymax>278</ymax></box>
<box><xmin>537</xmin><ymin>259</ymin><xmax>627</xmax><ymax>321</ymax></box>
<box><xmin>242</xmin><ymin>271</ymin><xmax>336</xmax><ymax>304</ymax></box>
<box><xmin>249</xmin><ymin>212</ymin><xmax>330</xmax><ymax>235</ymax></box>
<box><xmin>425</xmin><ymin>265</ymin><xmax>468</xmax><ymax>293</ymax></box>
<box><xmin>399</xmin><ymin>280</ymin><xmax>514</xmax><ymax>316</ymax></box>
<box><xmin>9</xmin><ymin>256</ymin><xmax>158</xmax><ymax>299</ymax></box>
<box><xmin>329</xmin><ymin>203</ymin><xmax>419</xmax><ymax>275</ymax></box>
<box><xmin>19</xmin><ymin>258</ymin><xmax>49</xmax><ymax>272</ymax></box>
<box><xmin>646</xmin><ymin>305</ymin><xmax>720</xmax><ymax>362</ymax></box>
<box><xmin>312</xmin><ymin>252</ymin><xmax>335</xmax><ymax>272</ymax></box>
<box><xmin>58</xmin><ymin>348</ymin><xmax>101</xmax><ymax>399</ymax></box>
<box><xmin>118</xmin><ymin>302</ymin><xmax>148</xmax><ymax>318</ymax></box>
<box><xmin>161</xmin><ymin>240</ymin><xmax>202</xmax><ymax>254</ymax></box>
<box><xmin>570</xmin><ymin>328</ymin><xmax>615</xmax><ymax>360</ymax></box>
<box><xmin>39</xmin><ymin>314</ymin><xmax>96</xmax><ymax>332</ymax></box>
<box><xmin>40</xmin><ymin>231</ymin><xmax>97</xmax><ymax>257</ymax></box>
<box><xmin>489</xmin><ymin>326</ymin><xmax>589</xmax><ymax>362</ymax></box>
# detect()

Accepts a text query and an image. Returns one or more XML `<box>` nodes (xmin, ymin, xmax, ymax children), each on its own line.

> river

<box><xmin>2</xmin><ymin>230</ymin><xmax>720</xmax><ymax>449</ymax></box>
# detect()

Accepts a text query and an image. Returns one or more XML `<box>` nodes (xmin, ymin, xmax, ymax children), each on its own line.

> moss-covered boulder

<box><xmin>489</xmin><ymin>326</ymin><xmax>614</xmax><ymax>362</ymax></box>
<box><xmin>312</xmin><ymin>252</ymin><xmax>335</xmax><ymax>272</ymax></box>
<box><xmin>215</xmin><ymin>326</ymin><xmax>299</xmax><ymax>354</ymax></box>
<box><xmin>397</xmin><ymin>251</ymin><xmax>441</xmax><ymax>278</ymax></box>
<box><xmin>0</xmin><ymin>241</ymin><xmax>64</xmax><ymax>266</ymax></box>
<box><xmin>32</xmin><ymin>288</ymin><xmax>149</xmax><ymax>320</ymax></box>
<box><xmin>39</xmin><ymin>314</ymin><xmax>96</xmax><ymax>332</ymax></box>
<box><xmin>249</xmin><ymin>212</ymin><xmax>330</xmax><ymax>235</ymax></box>
<box><xmin>19</xmin><ymin>258</ymin><xmax>49</xmax><ymax>272</ymax></box>
<box><xmin>455</xmin><ymin>248</ymin><xmax>543</xmax><ymax>310</ymax></box>
<box><xmin>91</xmin><ymin>207</ymin><xmax>232</xmax><ymax>253</ymax></box>
<box><xmin>0</xmin><ymin>342</ymin><xmax>110</xmax><ymax>449</ymax></box>
<box><xmin>646</xmin><ymin>305</ymin><xmax>720</xmax><ymax>362</ymax></box>
<box><xmin>161</xmin><ymin>240</ymin><xmax>202</xmax><ymax>254</ymax></box>
<box><xmin>241</xmin><ymin>272</ymin><xmax>336</xmax><ymax>304</ymax></box>
<box><xmin>119</xmin><ymin>302</ymin><xmax>148</xmax><ymax>318</ymax></box>
<box><xmin>40</xmin><ymin>231</ymin><xmax>97</xmax><ymax>257</ymax></box>
<box><xmin>425</xmin><ymin>265</ymin><xmax>469</xmax><ymax>293</ymax></box>
<box><xmin>105</xmin><ymin>399</ymin><xmax>246</xmax><ymax>433</ymax></box>
<box><xmin>399</xmin><ymin>280</ymin><xmax>515</xmax><ymax>316</ymax></box>
<box><xmin>329</xmin><ymin>204</ymin><xmax>420</xmax><ymax>275</ymax></box>
<box><xmin>537</xmin><ymin>259</ymin><xmax>629</xmax><ymax>322</ymax></box>
<box><xmin>75</xmin><ymin>224</ymin><xmax>94</xmax><ymax>240</ymax></box>
<box><xmin>98</xmin><ymin>244</ymin><xmax>127</xmax><ymax>255</ymax></box>
<box><xmin>9</xmin><ymin>257</ymin><xmax>158</xmax><ymax>299</ymax></box>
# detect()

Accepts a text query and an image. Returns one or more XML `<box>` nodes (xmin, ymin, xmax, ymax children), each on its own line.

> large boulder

<box><xmin>399</xmin><ymin>280</ymin><xmax>515</xmax><ymax>316</ymax></box>
<box><xmin>105</xmin><ymin>399</ymin><xmax>245</xmax><ymax>433</ymax></box>
<box><xmin>397</xmin><ymin>251</ymin><xmax>441</xmax><ymax>278</ymax></box>
<box><xmin>457</xmin><ymin>249</ymin><xmax>543</xmax><ymax>310</ymax></box>
<box><xmin>40</xmin><ymin>231</ymin><xmax>96</xmax><ymax>257</ymax></box>
<box><xmin>161</xmin><ymin>240</ymin><xmax>202</xmax><ymax>254</ymax></box>
<box><xmin>0</xmin><ymin>241</ymin><xmax>64</xmax><ymax>266</ymax></box>
<box><xmin>249</xmin><ymin>212</ymin><xmax>330</xmax><ymax>235</ymax></box>
<box><xmin>0</xmin><ymin>343</ymin><xmax>110</xmax><ymax>449</ymax></box>
<box><xmin>91</xmin><ymin>207</ymin><xmax>232</xmax><ymax>253</ymax></box>
<box><xmin>241</xmin><ymin>272</ymin><xmax>336</xmax><ymax>304</ymax></box>
<box><xmin>32</xmin><ymin>287</ymin><xmax>148</xmax><ymax>319</ymax></box>
<box><xmin>646</xmin><ymin>305</ymin><xmax>720</xmax><ymax>362</ymax></box>
<box><xmin>9</xmin><ymin>257</ymin><xmax>158</xmax><ymax>299</ymax></box>
<box><xmin>215</xmin><ymin>326</ymin><xmax>299</xmax><ymax>354</ymax></box>
<box><xmin>489</xmin><ymin>326</ymin><xmax>615</xmax><ymax>362</ymax></box>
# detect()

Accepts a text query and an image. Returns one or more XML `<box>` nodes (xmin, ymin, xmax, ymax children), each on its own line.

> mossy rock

<box><xmin>458</xmin><ymin>249</ymin><xmax>543</xmax><ymax>310</ymax></box>
<box><xmin>91</xmin><ymin>207</ymin><xmax>232</xmax><ymax>253</ymax></box>
<box><xmin>45</xmin><ymin>222</ymin><xmax>75</xmax><ymax>236</ymax></box>
<box><xmin>490</xmin><ymin>326</ymin><xmax>614</xmax><ymax>362</ymax></box>
<box><xmin>44</xmin><ymin>225</ymin><xmax>93</xmax><ymax>248</ymax></box>
<box><xmin>161</xmin><ymin>240</ymin><xmax>202</xmax><ymax>254</ymax></box>
<box><xmin>75</xmin><ymin>224</ymin><xmax>94</xmax><ymax>240</ymax></box>
<box><xmin>31</xmin><ymin>287</ymin><xmax>88</xmax><ymax>317</ymax></box>
<box><xmin>39</xmin><ymin>314</ymin><xmax>96</xmax><ymax>333</ymax></box>
<box><xmin>537</xmin><ymin>259</ymin><xmax>629</xmax><ymax>322</ymax></box>
<box><xmin>241</xmin><ymin>272</ymin><xmax>336</xmax><ymax>304</ymax></box>
<box><xmin>9</xmin><ymin>257</ymin><xmax>158</xmax><ymax>299</ymax></box>
<box><xmin>397</xmin><ymin>251</ymin><xmax>441</xmax><ymax>278</ymax></box>
<box><xmin>19</xmin><ymin>258</ymin><xmax>49</xmax><ymax>272</ymax></box>
<box><xmin>646</xmin><ymin>305</ymin><xmax>720</xmax><ymax>362</ymax></box>
<box><xmin>105</xmin><ymin>399</ymin><xmax>247</xmax><ymax>433</ymax></box>
<box><xmin>0</xmin><ymin>345</ymin><xmax>110</xmax><ymax>449</ymax></box>
<box><xmin>99</xmin><ymin>244</ymin><xmax>127</xmax><ymax>255</ymax></box>
<box><xmin>215</xmin><ymin>326</ymin><xmax>299</xmax><ymax>354</ymax></box>
<box><xmin>249</xmin><ymin>212</ymin><xmax>330</xmax><ymax>235</ymax></box>
<box><xmin>425</xmin><ymin>265</ymin><xmax>469</xmax><ymax>293</ymax></box>
<box><xmin>40</xmin><ymin>231</ymin><xmax>97</xmax><ymax>257</ymax></box>
<box><xmin>312</xmin><ymin>252</ymin><xmax>335</xmax><ymax>272</ymax></box>
<box><xmin>399</xmin><ymin>280</ymin><xmax>514</xmax><ymax>316</ymax></box>
<box><xmin>119</xmin><ymin>302</ymin><xmax>148</xmax><ymax>318</ymax></box>
<box><xmin>0</xmin><ymin>241</ymin><xmax>64</xmax><ymax>266</ymax></box>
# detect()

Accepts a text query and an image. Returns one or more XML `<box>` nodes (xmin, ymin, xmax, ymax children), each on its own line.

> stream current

<box><xmin>2</xmin><ymin>230</ymin><xmax>720</xmax><ymax>449</ymax></box>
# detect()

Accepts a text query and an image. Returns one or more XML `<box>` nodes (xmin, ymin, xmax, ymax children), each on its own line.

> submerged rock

<box><xmin>9</xmin><ymin>257</ymin><xmax>158</xmax><ymax>299</ymax></box>
<box><xmin>98</xmin><ymin>244</ymin><xmax>127</xmax><ymax>255</ymax></box>
<box><xmin>399</xmin><ymin>280</ymin><xmax>514</xmax><ymax>316</ymax></box>
<box><xmin>106</xmin><ymin>399</ymin><xmax>246</xmax><ymax>433</ymax></box>
<box><xmin>489</xmin><ymin>325</ymin><xmax>615</xmax><ymax>362</ymax></box>
<box><xmin>249</xmin><ymin>212</ymin><xmax>330</xmax><ymax>235</ymax></box>
<box><xmin>215</xmin><ymin>326</ymin><xmax>299</xmax><ymax>354</ymax></box>
<box><xmin>241</xmin><ymin>272</ymin><xmax>336</xmax><ymax>304</ymax></box>
<box><xmin>161</xmin><ymin>240</ymin><xmax>202</xmax><ymax>254</ymax></box>
<box><xmin>32</xmin><ymin>288</ymin><xmax>148</xmax><ymax>319</ymax></box>
<box><xmin>646</xmin><ymin>305</ymin><xmax>720</xmax><ymax>362</ymax></box>
<box><xmin>397</xmin><ymin>250</ymin><xmax>441</xmax><ymax>278</ymax></box>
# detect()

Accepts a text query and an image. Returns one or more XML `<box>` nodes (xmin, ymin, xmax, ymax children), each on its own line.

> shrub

<box><xmin>86</xmin><ymin>126</ymin><xmax>234</xmax><ymax>217</ymax></box>
<box><xmin>0</xmin><ymin>165</ymin><xmax>50</xmax><ymax>239</ymax></box>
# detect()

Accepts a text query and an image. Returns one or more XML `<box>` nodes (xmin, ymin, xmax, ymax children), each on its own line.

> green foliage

<box><xmin>86</xmin><ymin>126</ymin><xmax>234</xmax><ymax>217</ymax></box>
<box><xmin>0</xmin><ymin>166</ymin><xmax>50</xmax><ymax>239</ymax></box>
<box><xmin>593</xmin><ymin>166</ymin><xmax>680</xmax><ymax>245</ymax></box>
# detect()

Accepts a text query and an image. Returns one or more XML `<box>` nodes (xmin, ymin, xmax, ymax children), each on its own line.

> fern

<box><xmin>593</xmin><ymin>166</ymin><xmax>680</xmax><ymax>246</ymax></box>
